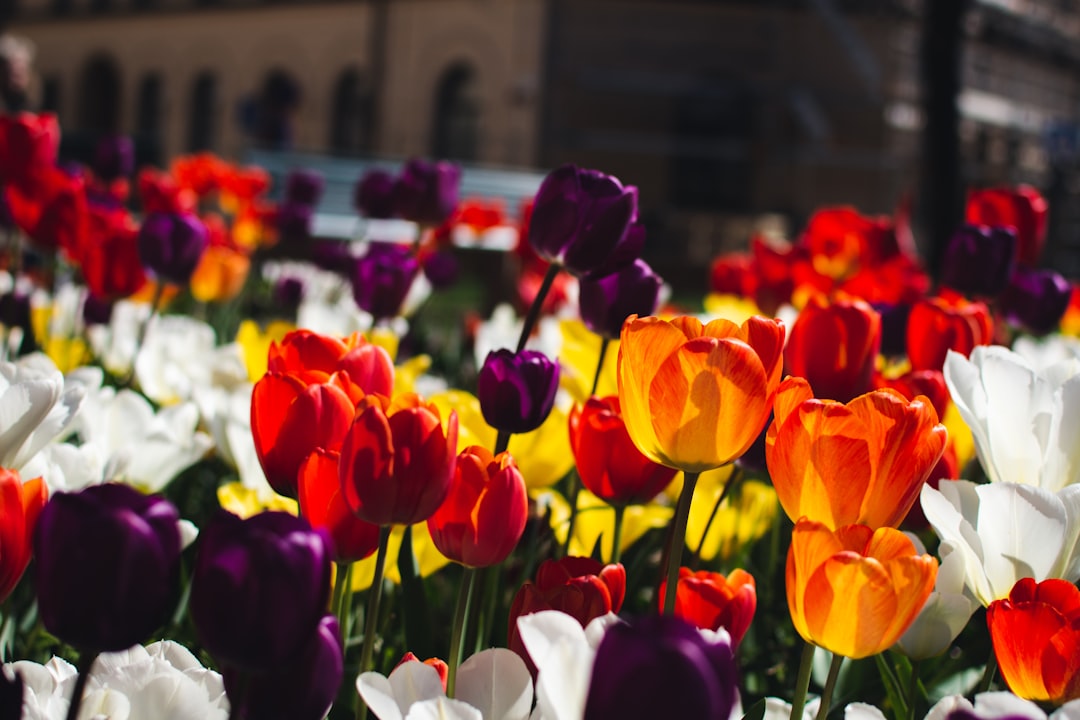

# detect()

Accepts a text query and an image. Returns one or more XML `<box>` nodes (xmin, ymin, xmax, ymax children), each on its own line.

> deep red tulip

<box><xmin>427</xmin><ymin>446</ymin><xmax>527</xmax><ymax>567</ymax></box>
<box><xmin>267</xmin><ymin>329</ymin><xmax>394</xmax><ymax>396</ymax></box>
<box><xmin>657</xmin><ymin>568</ymin><xmax>757</xmax><ymax>646</ymax></box>
<box><xmin>298</xmin><ymin>449</ymin><xmax>381</xmax><ymax>563</ymax></box>
<box><xmin>0</xmin><ymin>468</ymin><xmax>46</xmax><ymax>603</ymax></box>
<box><xmin>784</xmin><ymin>294</ymin><xmax>881</xmax><ymax>402</ymax></box>
<box><xmin>569</xmin><ymin>395</ymin><xmax>677</xmax><ymax>506</ymax></box>
<box><xmin>906</xmin><ymin>294</ymin><xmax>993</xmax><ymax>371</ymax></box>
<box><xmin>0</xmin><ymin>112</ymin><xmax>60</xmax><ymax>194</ymax></box>
<box><xmin>966</xmin><ymin>185</ymin><xmax>1048</xmax><ymax>267</ymax></box>
<box><xmin>800</xmin><ymin>206</ymin><xmax>900</xmax><ymax>279</ymax></box>
<box><xmin>80</xmin><ymin>201</ymin><xmax>147</xmax><ymax>300</ymax></box>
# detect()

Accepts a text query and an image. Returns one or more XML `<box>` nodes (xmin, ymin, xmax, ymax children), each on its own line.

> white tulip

<box><xmin>0</xmin><ymin>353</ymin><xmax>84</xmax><ymax>471</ymax></box>
<box><xmin>895</xmin><ymin>540</ymin><xmax>978</xmax><ymax>659</ymax></box>
<box><xmin>925</xmin><ymin>692</ymin><xmax>1080</xmax><ymax>720</ymax></box>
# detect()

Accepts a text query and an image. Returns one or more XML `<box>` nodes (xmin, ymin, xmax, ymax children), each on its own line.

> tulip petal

<box><xmin>456</xmin><ymin>648</ymin><xmax>533</xmax><ymax>720</ymax></box>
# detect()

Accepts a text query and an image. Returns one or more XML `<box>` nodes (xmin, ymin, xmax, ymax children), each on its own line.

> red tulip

<box><xmin>657</xmin><ymin>568</ymin><xmax>756</xmax><ymax>646</ymax></box>
<box><xmin>79</xmin><ymin>202</ymin><xmax>147</xmax><ymax>300</ymax></box>
<box><xmin>569</xmin><ymin>395</ymin><xmax>677</xmax><ymax>506</ymax></box>
<box><xmin>988</xmin><ymin>577</ymin><xmax>1080</xmax><ymax>704</ymax></box>
<box><xmin>800</xmin><ymin>207</ymin><xmax>899</xmax><ymax>279</ymax></box>
<box><xmin>784</xmin><ymin>294</ymin><xmax>881</xmax><ymax>402</ymax></box>
<box><xmin>0</xmin><ymin>468</ymin><xmax>46</xmax><ymax>603</ymax></box>
<box><xmin>906</xmin><ymin>294</ymin><xmax>993</xmax><ymax>371</ymax></box>
<box><xmin>966</xmin><ymin>186</ymin><xmax>1048</xmax><ymax>267</ymax></box>
<box><xmin>297</xmin><ymin>449</ymin><xmax>380</xmax><ymax>563</ymax></box>
<box><xmin>873</xmin><ymin>368</ymin><xmax>950</xmax><ymax>420</ymax></box>
<box><xmin>268</xmin><ymin>329</ymin><xmax>394</xmax><ymax>396</ymax></box>
<box><xmin>427</xmin><ymin>446</ymin><xmax>527</xmax><ymax>567</ymax></box>
<box><xmin>338</xmin><ymin>393</ymin><xmax>458</xmax><ymax>526</ymax></box>
<box><xmin>0</xmin><ymin>112</ymin><xmax>60</xmax><ymax>194</ymax></box>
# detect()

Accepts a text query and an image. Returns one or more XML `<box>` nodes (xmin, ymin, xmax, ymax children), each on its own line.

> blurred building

<box><xmin>8</xmin><ymin>0</ymin><xmax>1080</xmax><ymax>279</ymax></box>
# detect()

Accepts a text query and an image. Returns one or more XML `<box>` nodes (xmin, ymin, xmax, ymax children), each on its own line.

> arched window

<box><xmin>41</xmin><ymin>75</ymin><xmax>60</xmax><ymax>114</ymax></box>
<box><xmin>136</xmin><ymin>73</ymin><xmax>163</xmax><ymax>166</ymax></box>
<box><xmin>255</xmin><ymin>68</ymin><xmax>300</xmax><ymax>150</ymax></box>
<box><xmin>431</xmin><ymin>62</ymin><xmax>479</xmax><ymax>161</ymax></box>
<box><xmin>328</xmin><ymin>67</ymin><xmax>373</xmax><ymax>155</ymax></box>
<box><xmin>188</xmin><ymin>71</ymin><xmax>217</xmax><ymax>152</ymax></box>
<box><xmin>79</xmin><ymin>54</ymin><xmax>121</xmax><ymax>135</ymax></box>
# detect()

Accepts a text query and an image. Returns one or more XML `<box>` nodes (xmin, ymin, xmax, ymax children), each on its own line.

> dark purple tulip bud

<box><xmin>350</xmin><ymin>242</ymin><xmax>420</xmax><ymax>320</ymax></box>
<box><xmin>354</xmin><ymin>168</ymin><xmax>398</xmax><ymax>219</ymax></box>
<box><xmin>584</xmin><ymin>614</ymin><xmax>738</xmax><ymax>720</ymax></box>
<box><xmin>189</xmin><ymin>511</ymin><xmax>332</xmax><ymax>673</ymax></box>
<box><xmin>309</xmin><ymin>239</ymin><xmax>354</xmax><ymax>275</ymax></box>
<box><xmin>137</xmin><ymin>212</ymin><xmax>210</xmax><ymax>285</ymax></box>
<box><xmin>578</xmin><ymin>258</ymin><xmax>662</xmax><ymax>339</ymax></box>
<box><xmin>999</xmin><ymin>266</ymin><xmax>1072</xmax><ymax>336</ymax></box>
<box><xmin>284</xmin><ymin>168</ymin><xmax>324</xmax><ymax>208</ymax></box>
<box><xmin>528</xmin><ymin>165</ymin><xmax>642</xmax><ymax>278</ymax></box>
<box><xmin>93</xmin><ymin>134</ymin><xmax>135</xmax><ymax>181</ymax></box>
<box><xmin>940</xmin><ymin>224</ymin><xmax>1017</xmax><ymax>298</ymax></box>
<box><xmin>273</xmin><ymin>276</ymin><xmax>305</xmax><ymax>309</ymax></box>
<box><xmin>874</xmin><ymin>302</ymin><xmax>911</xmax><ymax>358</ymax></box>
<box><xmin>0</xmin><ymin>665</ymin><xmax>22</xmax><ymax>720</ymax></box>
<box><xmin>223</xmin><ymin>615</ymin><xmax>342</xmax><ymax>720</ymax></box>
<box><xmin>421</xmin><ymin>248</ymin><xmax>459</xmax><ymax>290</ymax></box>
<box><xmin>392</xmin><ymin>158</ymin><xmax>461</xmax><ymax>225</ymax></box>
<box><xmin>477</xmin><ymin>349</ymin><xmax>560</xmax><ymax>434</ymax></box>
<box><xmin>82</xmin><ymin>294</ymin><xmax>114</xmax><ymax>326</ymax></box>
<box><xmin>0</xmin><ymin>290</ymin><xmax>30</xmax><ymax>332</ymax></box>
<box><xmin>33</xmin><ymin>483</ymin><xmax>182</xmax><ymax>653</ymax></box>
<box><xmin>276</xmin><ymin>202</ymin><xmax>313</xmax><ymax>245</ymax></box>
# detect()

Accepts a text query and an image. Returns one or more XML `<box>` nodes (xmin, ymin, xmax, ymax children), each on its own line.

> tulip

<box><xmin>895</xmin><ymin>540</ymin><xmax>977</xmax><ymax>659</ymax></box>
<box><xmin>476</xmin><ymin>349</ymin><xmax>560</xmax><ymax>435</ymax></box>
<box><xmin>584</xmin><ymin>614</ymin><xmax>738</xmax><ymax>720</ymax></box>
<box><xmin>800</xmin><ymin>206</ymin><xmax>900</xmax><ymax>280</ymax></box>
<box><xmin>940</xmin><ymin>224</ymin><xmax>1017</xmax><ymax>298</ymax></box>
<box><xmin>189</xmin><ymin>510</ymin><xmax>332</xmax><ymax>672</ymax></box>
<box><xmin>392</xmin><ymin>158</ymin><xmax>461</xmax><ymax>225</ymax></box>
<box><xmin>987</xmin><ymin>578</ymin><xmax>1080</xmax><ymax>705</ymax></box>
<box><xmin>137</xmin><ymin>212</ymin><xmax>210</xmax><ymax>285</ymax></box>
<box><xmin>275</xmin><ymin>202</ymin><xmax>313</xmax><ymax>244</ymax></box>
<box><xmin>568</xmin><ymin>395</ymin><xmax>677</xmax><ymax>506</ymax></box>
<box><xmin>223</xmin><ymin>615</ymin><xmax>343</xmax><ymax>720</ymax></box>
<box><xmin>80</xmin><ymin>202</ymin><xmax>148</xmax><ymax>300</ymax></box>
<box><xmin>354</xmin><ymin>168</ymin><xmax>397</xmax><ymax>219</ymax></box>
<box><xmin>657</xmin><ymin>568</ymin><xmax>756</xmax><ymax>646</ymax></box>
<box><xmin>617</xmin><ymin>314</ymin><xmax>785</xmax><ymax>473</ymax></box>
<box><xmin>34</xmin><ymin>483</ymin><xmax>182</xmax><ymax>652</ymax></box>
<box><xmin>784</xmin><ymin>294</ymin><xmax>881</xmax><ymax>402</ymax></box>
<box><xmin>766</xmin><ymin>376</ymin><xmax>947</xmax><ymax>530</ymax></box>
<box><xmin>944</xmin><ymin>346</ymin><xmax>1080</xmax><ymax>491</ymax></box>
<box><xmin>421</xmin><ymin>248</ymin><xmax>459</xmax><ymax>289</ymax></box>
<box><xmin>284</xmin><ymin>168</ymin><xmax>324</xmax><ymax>207</ymax></box>
<box><xmin>350</xmin><ymin>242</ymin><xmax>421</xmax><ymax>321</ymax></box>
<box><xmin>875</xmin><ymin>302</ymin><xmax>911</xmax><ymax>358</ymax></box>
<box><xmin>786</xmin><ymin>519</ymin><xmax>937</xmax><ymax>659</ymax></box>
<box><xmin>906</xmin><ymin>294</ymin><xmax>993</xmax><ymax>371</ymax></box>
<box><xmin>873</xmin><ymin>368</ymin><xmax>950</xmax><ymax>419</ymax></box>
<box><xmin>1000</xmin><ymin>267</ymin><xmax>1072</xmax><ymax>336</ymax></box>
<box><xmin>528</xmin><ymin>164</ymin><xmax>642</xmax><ymax>278</ymax></box>
<box><xmin>506</xmin><ymin>557</ymin><xmax>626</xmax><ymax>670</ymax></box>
<box><xmin>298</xmin><ymin>449</ymin><xmax>381</xmax><ymax>563</ymax></box>
<box><xmin>339</xmin><ymin>393</ymin><xmax>458</xmax><ymax>526</ymax></box>
<box><xmin>925</xmin><ymin>692</ymin><xmax>1080</xmax><ymax>720</ymax></box>
<box><xmin>0</xmin><ymin>112</ymin><xmax>60</xmax><ymax>194</ymax></box>
<box><xmin>577</xmin><ymin>259</ymin><xmax>663</xmax><ymax>340</ymax></box>
<box><xmin>267</xmin><ymin>328</ymin><xmax>394</xmax><ymax>395</ymax></box>
<box><xmin>920</xmin><ymin>481</ymin><xmax>1080</xmax><ymax>606</ymax></box>
<box><xmin>190</xmin><ymin>244</ymin><xmax>251</xmax><ymax>303</ymax></box>
<box><xmin>427</xmin><ymin>446</ymin><xmax>528</xmax><ymax>567</ymax></box>
<box><xmin>966</xmin><ymin>185</ymin><xmax>1048</xmax><ymax>267</ymax></box>
<box><xmin>93</xmin><ymin>134</ymin><xmax>134</xmax><ymax>181</ymax></box>
<box><xmin>709</xmin><ymin>253</ymin><xmax>757</xmax><ymax>299</ymax></box>
<box><xmin>0</xmin><ymin>468</ymin><xmax>46</xmax><ymax>603</ymax></box>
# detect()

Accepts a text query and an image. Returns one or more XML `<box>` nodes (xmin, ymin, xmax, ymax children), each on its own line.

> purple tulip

<box><xmin>999</xmin><ymin>266</ymin><xmax>1072</xmax><ymax>336</ymax></box>
<box><xmin>284</xmin><ymin>168</ymin><xmax>324</xmax><ymax>208</ymax></box>
<box><xmin>82</xmin><ymin>293</ymin><xmax>114</xmax><ymax>326</ymax></box>
<box><xmin>477</xmin><ymin>349</ymin><xmax>560</xmax><ymax>434</ymax></box>
<box><xmin>33</xmin><ymin>484</ymin><xmax>182</xmax><ymax>653</ymax></box>
<box><xmin>421</xmin><ymin>247</ymin><xmax>459</xmax><ymax>290</ymax></box>
<box><xmin>310</xmin><ymin>239</ymin><xmax>354</xmax><ymax>275</ymax></box>
<box><xmin>276</xmin><ymin>202</ymin><xmax>313</xmax><ymax>245</ymax></box>
<box><xmin>578</xmin><ymin>258</ymin><xmax>662</xmax><ymax>339</ymax></box>
<box><xmin>273</xmin><ymin>276</ymin><xmax>305</xmax><ymax>309</ymax></box>
<box><xmin>940</xmin><ymin>224</ymin><xmax>1017</xmax><ymax>298</ymax></box>
<box><xmin>93</xmin><ymin>134</ymin><xmax>134</xmax><ymax>181</ymax></box>
<box><xmin>0</xmin><ymin>289</ymin><xmax>30</xmax><ymax>332</ymax></box>
<box><xmin>528</xmin><ymin>165</ymin><xmax>643</xmax><ymax>278</ymax></box>
<box><xmin>874</xmin><ymin>302</ymin><xmax>911</xmax><ymax>358</ymax></box>
<box><xmin>223</xmin><ymin>615</ymin><xmax>343</xmax><ymax>720</ymax></box>
<box><xmin>350</xmin><ymin>242</ymin><xmax>420</xmax><ymax>320</ymax></box>
<box><xmin>392</xmin><ymin>158</ymin><xmax>461</xmax><ymax>225</ymax></box>
<box><xmin>584</xmin><ymin>614</ymin><xmax>739</xmax><ymax>720</ymax></box>
<box><xmin>137</xmin><ymin>212</ymin><xmax>209</xmax><ymax>285</ymax></box>
<box><xmin>354</xmin><ymin>168</ymin><xmax>398</xmax><ymax>219</ymax></box>
<box><xmin>189</xmin><ymin>511</ymin><xmax>332</xmax><ymax>673</ymax></box>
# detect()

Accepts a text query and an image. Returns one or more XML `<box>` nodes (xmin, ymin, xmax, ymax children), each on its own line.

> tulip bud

<box><xmin>657</xmin><ymin>568</ymin><xmax>757</xmax><ymax>646</ymax></box>
<box><xmin>965</xmin><ymin>185</ymin><xmax>1048</xmax><ymax>267</ymax></box>
<box><xmin>906</xmin><ymin>295</ymin><xmax>993</xmax><ymax>371</ymax></box>
<box><xmin>477</xmin><ymin>349</ymin><xmax>560</xmax><ymax>435</ymax></box>
<box><xmin>354</xmin><ymin>168</ymin><xmax>397</xmax><ymax>219</ymax></box>
<box><xmin>392</xmin><ymin>158</ymin><xmax>461</xmax><ymax>225</ymax></box>
<box><xmin>999</xmin><ymin>267</ymin><xmax>1072</xmax><ymax>336</ymax></box>
<box><xmin>33</xmin><ymin>483</ymin><xmax>182</xmax><ymax>653</ymax></box>
<box><xmin>784</xmin><ymin>294</ymin><xmax>881</xmax><ymax>402</ymax></box>
<box><xmin>528</xmin><ymin>164</ymin><xmax>642</xmax><ymax>278</ymax></box>
<box><xmin>427</xmin><ymin>446</ymin><xmax>528</xmax><ymax>567</ymax></box>
<box><xmin>940</xmin><ymin>224</ymin><xmax>1017</xmax><ymax>298</ymax></box>
<box><xmin>421</xmin><ymin>248</ymin><xmax>459</xmax><ymax>290</ymax></box>
<box><xmin>93</xmin><ymin>134</ymin><xmax>135</xmax><ymax>181</ymax></box>
<box><xmin>137</xmin><ymin>212</ymin><xmax>210</xmax><ymax>285</ymax></box>
<box><xmin>350</xmin><ymin>242</ymin><xmax>420</xmax><ymax>321</ymax></box>
<box><xmin>577</xmin><ymin>259</ymin><xmax>662</xmax><ymax>340</ymax></box>
<box><xmin>276</xmin><ymin>202</ymin><xmax>313</xmax><ymax>245</ymax></box>
<box><xmin>189</xmin><ymin>511</ymin><xmax>333</xmax><ymax>673</ymax></box>
<box><xmin>0</xmin><ymin>468</ymin><xmax>46</xmax><ymax>604</ymax></box>
<box><xmin>284</xmin><ymin>168</ymin><xmax>324</xmax><ymax>207</ymax></box>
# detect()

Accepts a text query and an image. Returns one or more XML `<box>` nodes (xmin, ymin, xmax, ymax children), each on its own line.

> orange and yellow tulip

<box><xmin>786</xmin><ymin>518</ymin><xmax>937</xmax><ymax>659</ymax></box>
<box><xmin>617</xmin><ymin>315</ymin><xmax>785</xmax><ymax>473</ymax></box>
<box><xmin>190</xmin><ymin>244</ymin><xmax>251</xmax><ymax>303</ymax></box>
<box><xmin>766</xmin><ymin>376</ymin><xmax>947</xmax><ymax>530</ymax></box>
<box><xmin>0</xmin><ymin>468</ymin><xmax>47</xmax><ymax>602</ymax></box>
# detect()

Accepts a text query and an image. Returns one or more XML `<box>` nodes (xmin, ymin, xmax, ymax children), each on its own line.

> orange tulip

<box><xmin>906</xmin><ymin>294</ymin><xmax>993</xmax><ymax>372</ymax></box>
<box><xmin>190</xmin><ymin>244</ymin><xmax>251</xmax><ymax>303</ymax></box>
<box><xmin>786</xmin><ymin>519</ymin><xmax>937</xmax><ymax>659</ymax></box>
<box><xmin>987</xmin><ymin>577</ymin><xmax>1080</xmax><ymax>705</ymax></box>
<box><xmin>766</xmin><ymin>376</ymin><xmax>947</xmax><ymax>530</ymax></box>
<box><xmin>657</xmin><ymin>567</ymin><xmax>756</xmax><ymax>646</ymax></box>
<box><xmin>617</xmin><ymin>315</ymin><xmax>785</xmax><ymax>473</ymax></box>
<box><xmin>0</xmin><ymin>468</ymin><xmax>47</xmax><ymax>602</ymax></box>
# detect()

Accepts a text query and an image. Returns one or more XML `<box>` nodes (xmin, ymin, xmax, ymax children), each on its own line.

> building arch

<box><xmin>254</xmin><ymin>67</ymin><xmax>301</xmax><ymax>149</ymax></box>
<box><xmin>135</xmin><ymin>72</ymin><xmax>163</xmax><ymax>166</ymax></box>
<box><xmin>430</xmin><ymin>60</ymin><xmax>479</xmax><ymax>161</ymax></box>
<box><xmin>78</xmin><ymin>53</ymin><xmax>122</xmax><ymax>135</ymax></box>
<box><xmin>328</xmin><ymin>66</ymin><xmax>373</xmax><ymax>155</ymax></box>
<box><xmin>188</xmin><ymin>70</ymin><xmax>218</xmax><ymax>152</ymax></box>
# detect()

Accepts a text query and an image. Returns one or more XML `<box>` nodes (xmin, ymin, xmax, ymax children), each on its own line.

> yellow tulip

<box><xmin>350</xmin><ymin>524</ymin><xmax>451</xmax><ymax>591</ymax></box>
<box><xmin>686</xmin><ymin>472</ymin><xmax>779</xmax><ymax>563</ymax></box>
<box><xmin>216</xmin><ymin>480</ymin><xmax>298</xmax><ymax>518</ymax></box>
<box><xmin>559</xmin><ymin>318</ymin><xmax>619</xmax><ymax>403</ymax></box>
<box><xmin>537</xmin><ymin>487</ymin><xmax>672</xmax><ymax>560</ymax></box>
<box><xmin>236</xmin><ymin>319</ymin><xmax>295</xmax><ymax>381</ymax></box>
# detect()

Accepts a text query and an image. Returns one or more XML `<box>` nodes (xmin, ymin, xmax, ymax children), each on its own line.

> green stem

<box><xmin>446</xmin><ymin>566</ymin><xmax>479</xmax><ymax>698</ymax></box>
<box><xmin>358</xmin><ymin>527</ymin><xmax>392</xmax><ymax>675</ymax></box>
<box><xmin>907</xmin><ymin>659</ymin><xmax>920</xmax><ymax>720</ymax></box>
<box><xmin>560</xmin><ymin>470</ymin><xmax>581</xmax><ymax>558</ymax></box>
<box><xmin>789</xmin><ymin>642</ymin><xmax>816</xmax><ymax>720</ymax></box>
<box><xmin>815</xmin><ymin>653</ymin><xmax>844</xmax><ymax>720</ymax></box>
<box><xmin>516</xmin><ymin>263</ymin><xmax>560</xmax><ymax>353</ymax></box>
<box><xmin>332</xmin><ymin>562</ymin><xmax>354</xmax><ymax>644</ymax></box>
<box><xmin>590</xmin><ymin>337</ymin><xmax>610</xmax><ymax>397</ymax></box>
<box><xmin>65</xmin><ymin>652</ymin><xmax>99</xmax><ymax>720</ymax></box>
<box><xmin>976</xmin><ymin>650</ymin><xmax>997</xmax><ymax>694</ymax></box>
<box><xmin>691</xmin><ymin>465</ymin><xmax>742</xmax><ymax>567</ymax></box>
<box><xmin>610</xmin><ymin>504</ymin><xmax>626</xmax><ymax>566</ymax></box>
<box><xmin>662</xmin><ymin>471</ymin><xmax>699</xmax><ymax>615</ymax></box>
<box><xmin>474</xmin><ymin>563</ymin><xmax>502</xmax><ymax>654</ymax></box>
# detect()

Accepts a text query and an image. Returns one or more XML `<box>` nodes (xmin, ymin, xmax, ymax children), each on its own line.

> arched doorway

<box><xmin>79</xmin><ymin>54</ymin><xmax>122</xmax><ymax>135</ymax></box>
<box><xmin>255</xmin><ymin>68</ymin><xmax>300</xmax><ymax>149</ymax></box>
<box><xmin>136</xmin><ymin>73</ymin><xmax>163</xmax><ymax>166</ymax></box>
<box><xmin>328</xmin><ymin>67</ymin><xmax>373</xmax><ymax>155</ymax></box>
<box><xmin>431</xmin><ymin>62</ymin><xmax>479</xmax><ymax>162</ymax></box>
<box><xmin>188</xmin><ymin>71</ymin><xmax>217</xmax><ymax>152</ymax></box>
